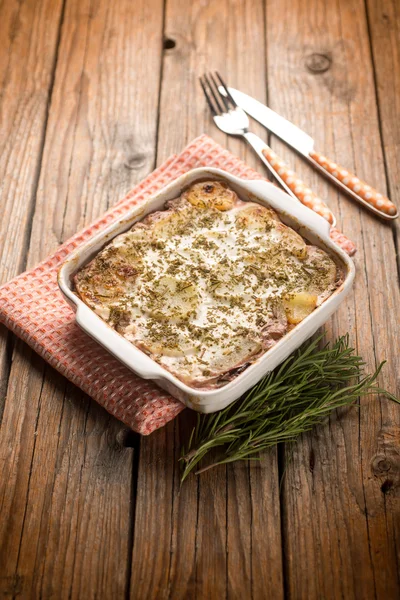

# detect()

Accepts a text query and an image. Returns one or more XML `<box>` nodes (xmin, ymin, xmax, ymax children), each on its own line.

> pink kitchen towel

<box><xmin>0</xmin><ymin>135</ymin><xmax>355</xmax><ymax>434</ymax></box>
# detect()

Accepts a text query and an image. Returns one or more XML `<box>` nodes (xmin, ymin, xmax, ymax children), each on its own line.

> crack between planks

<box><xmin>0</xmin><ymin>0</ymin><xmax>66</xmax><ymax>587</ymax></box>
<box><xmin>59</xmin><ymin>0</ymin><xmax>93</xmax><ymax>245</ymax></box>
<box><xmin>12</xmin><ymin>361</ymin><xmax>47</xmax><ymax>600</ymax></box>
<box><xmin>125</xmin><ymin>1</ymin><xmax>168</xmax><ymax>597</ymax></box>
<box><xmin>334</xmin><ymin>6</ymin><xmax>382</xmax><ymax>598</ymax></box>
<box><xmin>263</xmin><ymin>1</ymin><xmax>288</xmax><ymax>596</ymax></box>
<box><xmin>331</xmin><ymin>11</ymin><xmax>379</xmax><ymax>593</ymax></box>
<box><xmin>67</xmin><ymin>400</ymin><xmax>91</xmax><ymax>599</ymax></box>
<box><xmin>194</xmin><ymin>474</ymin><xmax>200</xmax><ymax>600</ymax></box>
<box><xmin>336</xmin><ymin>3</ymin><xmax>380</xmax><ymax>597</ymax></box>
<box><xmin>124</xmin><ymin>430</ymin><xmax>141</xmax><ymax>600</ymax></box>
<box><xmin>363</xmin><ymin>0</ymin><xmax>400</xmax><ymax>287</ymax></box>
<box><xmin>83</xmin><ymin>0</ymin><xmax>111</xmax><ymax>220</ymax></box>
<box><xmin>326</xmin><ymin>412</ymin><xmax>349</xmax><ymax>597</ymax></box>
<box><xmin>262</xmin><ymin>0</ymin><xmax>271</xmax><ymax>148</ymax></box>
<box><xmin>104</xmin><ymin>0</ymin><xmax>115</xmax><ymax>216</ymax></box>
<box><xmin>278</xmin><ymin>444</ymin><xmax>290</xmax><ymax>600</ymax></box>
<box><xmin>153</xmin><ymin>0</ymin><xmax>168</xmax><ymax>171</ymax></box>
<box><xmin>225</xmin><ymin>464</ymin><xmax>228</xmax><ymax>600</ymax></box>
<box><xmin>0</xmin><ymin>330</ymin><xmax>15</xmax><ymax>426</ymax></box>
<box><xmin>20</xmin><ymin>0</ymin><xmax>67</xmax><ymax>272</ymax></box>
<box><xmin>0</xmin><ymin>0</ymin><xmax>66</xmax><ymax>430</ymax></box>
<box><xmin>358</xmin><ymin>411</ymin><xmax>378</xmax><ymax>600</ymax></box>
<box><xmin>363</xmin><ymin>0</ymin><xmax>389</xmax><ymax>180</ymax></box>
<box><xmin>37</xmin><ymin>378</ymin><xmax>68</xmax><ymax>599</ymax></box>
<box><xmin>394</xmin><ymin>521</ymin><xmax>400</xmax><ymax>591</ymax></box>
<box><xmin>248</xmin><ymin>461</ymin><xmax>254</xmax><ymax>600</ymax></box>
<box><xmin>39</xmin><ymin>380</ymin><xmax>74</xmax><ymax>598</ymax></box>
<box><xmin>1</xmin><ymin>0</ymin><xmax>66</xmax><ymax>430</ymax></box>
<box><xmin>0</xmin><ymin>0</ymin><xmax>24</xmax><ymax>188</ymax></box>
<box><xmin>391</xmin><ymin>231</ymin><xmax>400</xmax><ymax>287</ymax></box>
<box><xmin>351</xmin><ymin>268</ymin><xmax>375</xmax><ymax>597</ymax></box>
<box><xmin>166</xmin><ymin>419</ymin><xmax>176</xmax><ymax>599</ymax></box>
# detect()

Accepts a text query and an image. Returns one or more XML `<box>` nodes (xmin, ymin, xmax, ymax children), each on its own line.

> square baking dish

<box><xmin>58</xmin><ymin>167</ymin><xmax>355</xmax><ymax>413</ymax></box>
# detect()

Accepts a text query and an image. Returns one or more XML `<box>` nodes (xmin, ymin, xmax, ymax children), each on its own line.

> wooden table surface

<box><xmin>1</xmin><ymin>0</ymin><xmax>399</xmax><ymax>598</ymax></box>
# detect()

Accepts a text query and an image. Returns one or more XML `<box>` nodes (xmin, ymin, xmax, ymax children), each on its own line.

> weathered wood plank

<box><xmin>2</xmin><ymin>0</ymin><xmax>398</xmax><ymax>597</ymax></box>
<box><xmin>0</xmin><ymin>0</ymin><xmax>64</xmax><ymax>285</ymax></box>
<box><xmin>366</xmin><ymin>0</ymin><xmax>400</xmax><ymax>255</ymax></box>
<box><xmin>0</xmin><ymin>2</ymin><xmax>64</xmax><ymax>588</ymax></box>
<box><xmin>265</xmin><ymin>0</ymin><xmax>400</xmax><ymax>597</ymax></box>
<box><xmin>130</xmin><ymin>1</ymin><xmax>284</xmax><ymax>598</ymax></box>
<box><xmin>0</xmin><ymin>0</ymin><xmax>65</xmax><ymax>421</ymax></box>
<box><xmin>0</xmin><ymin>0</ymin><xmax>164</xmax><ymax>597</ymax></box>
<box><xmin>366</xmin><ymin>0</ymin><xmax>400</xmax><ymax>582</ymax></box>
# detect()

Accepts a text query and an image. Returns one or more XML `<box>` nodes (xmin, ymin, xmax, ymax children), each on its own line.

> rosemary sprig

<box><xmin>180</xmin><ymin>333</ymin><xmax>399</xmax><ymax>482</ymax></box>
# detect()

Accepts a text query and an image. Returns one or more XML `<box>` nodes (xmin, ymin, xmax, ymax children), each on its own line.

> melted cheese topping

<box><xmin>74</xmin><ymin>181</ymin><xmax>339</xmax><ymax>388</ymax></box>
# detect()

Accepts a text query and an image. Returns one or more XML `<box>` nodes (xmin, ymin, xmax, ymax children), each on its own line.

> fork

<box><xmin>200</xmin><ymin>72</ymin><xmax>336</xmax><ymax>227</ymax></box>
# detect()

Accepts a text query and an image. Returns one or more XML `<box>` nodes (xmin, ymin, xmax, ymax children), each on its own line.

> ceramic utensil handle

<box><xmin>309</xmin><ymin>150</ymin><xmax>397</xmax><ymax>218</ymax></box>
<box><xmin>262</xmin><ymin>147</ymin><xmax>356</xmax><ymax>256</ymax></box>
<box><xmin>262</xmin><ymin>147</ymin><xmax>335</xmax><ymax>225</ymax></box>
<box><xmin>242</xmin><ymin>133</ymin><xmax>356</xmax><ymax>256</ymax></box>
<box><xmin>329</xmin><ymin>227</ymin><xmax>357</xmax><ymax>257</ymax></box>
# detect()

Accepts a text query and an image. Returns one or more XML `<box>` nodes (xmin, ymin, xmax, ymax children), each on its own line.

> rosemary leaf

<box><xmin>180</xmin><ymin>333</ymin><xmax>399</xmax><ymax>482</ymax></box>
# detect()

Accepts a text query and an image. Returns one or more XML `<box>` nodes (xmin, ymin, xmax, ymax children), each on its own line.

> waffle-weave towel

<box><xmin>0</xmin><ymin>135</ymin><xmax>354</xmax><ymax>434</ymax></box>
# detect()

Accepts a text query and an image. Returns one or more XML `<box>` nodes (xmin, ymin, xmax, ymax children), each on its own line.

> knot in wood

<box><xmin>381</xmin><ymin>479</ymin><xmax>394</xmax><ymax>494</ymax></box>
<box><xmin>116</xmin><ymin>428</ymin><xmax>137</xmax><ymax>448</ymax></box>
<box><xmin>124</xmin><ymin>152</ymin><xmax>148</xmax><ymax>170</ymax></box>
<box><xmin>371</xmin><ymin>453</ymin><xmax>392</xmax><ymax>475</ymax></box>
<box><xmin>305</xmin><ymin>53</ymin><xmax>332</xmax><ymax>74</ymax></box>
<box><xmin>163</xmin><ymin>37</ymin><xmax>176</xmax><ymax>50</ymax></box>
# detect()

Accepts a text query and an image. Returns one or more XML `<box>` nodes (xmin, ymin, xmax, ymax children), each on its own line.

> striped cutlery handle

<box><xmin>329</xmin><ymin>227</ymin><xmax>356</xmax><ymax>257</ymax></box>
<box><xmin>262</xmin><ymin>147</ymin><xmax>335</xmax><ymax>224</ymax></box>
<box><xmin>261</xmin><ymin>147</ymin><xmax>356</xmax><ymax>256</ymax></box>
<box><xmin>309</xmin><ymin>151</ymin><xmax>397</xmax><ymax>218</ymax></box>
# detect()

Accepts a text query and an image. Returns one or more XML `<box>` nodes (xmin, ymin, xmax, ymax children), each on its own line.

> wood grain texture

<box><xmin>0</xmin><ymin>5</ymin><xmax>64</xmax><ymax>593</ymax></box>
<box><xmin>265</xmin><ymin>0</ymin><xmax>400</xmax><ymax>597</ymax></box>
<box><xmin>366</xmin><ymin>0</ymin><xmax>400</xmax><ymax>583</ymax></box>
<box><xmin>0</xmin><ymin>0</ymin><xmax>399</xmax><ymax>597</ymax></box>
<box><xmin>0</xmin><ymin>0</ymin><xmax>64</xmax><ymax>286</ymax></box>
<box><xmin>366</xmin><ymin>0</ymin><xmax>400</xmax><ymax>260</ymax></box>
<box><xmin>0</xmin><ymin>0</ymin><xmax>164</xmax><ymax>597</ymax></box>
<box><xmin>129</xmin><ymin>1</ymin><xmax>284</xmax><ymax>598</ymax></box>
<box><xmin>0</xmin><ymin>0</ymin><xmax>64</xmax><ymax>421</ymax></box>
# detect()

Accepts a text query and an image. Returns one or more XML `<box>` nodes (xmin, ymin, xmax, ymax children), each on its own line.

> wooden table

<box><xmin>1</xmin><ymin>0</ymin><xmax>399</xmax><ymax>598</ymax></box>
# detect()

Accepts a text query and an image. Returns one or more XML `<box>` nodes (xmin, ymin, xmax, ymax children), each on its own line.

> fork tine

<box><xmin>214</xmin><ymin>71</ymin><xmax>237</xmax><ymax>108</ymax></box>
<box><xmin>203</xmin><ymin>73</ymin><xmax>226</xmax><ymax>114</ymax></box>
<box><xmin>209</xmin><ymin>72</ymin><xmax>231</xmax><ymax>112</ymax></box>
<box><xmin>199</xmin><ymin>76</ymin><xmax>218</xmax><ymax>115</ymax></box>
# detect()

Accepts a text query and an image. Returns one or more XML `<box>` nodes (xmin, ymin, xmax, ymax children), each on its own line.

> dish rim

<box><xmin>58</xmin><ymin>167</ymin><xmax>355</xmax><ymax>409</ymax></box>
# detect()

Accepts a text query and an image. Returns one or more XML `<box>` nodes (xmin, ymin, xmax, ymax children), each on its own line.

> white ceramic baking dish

<box><xmin>58</xmin><ymin>167</ymin><xmax>355</xmax><ymax>413</ymax></box>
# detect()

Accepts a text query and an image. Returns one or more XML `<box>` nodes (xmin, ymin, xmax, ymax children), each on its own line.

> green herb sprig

<box><xmin>180</xmin><ymin>333</ymin><xmax>398</xmax><ymax>482</ymax></box>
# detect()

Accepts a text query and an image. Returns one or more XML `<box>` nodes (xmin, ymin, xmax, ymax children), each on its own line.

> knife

<box><xmin>220</xmin><ymin>87</ymin><xmax>397</xmax><ymax>220</ymax></box>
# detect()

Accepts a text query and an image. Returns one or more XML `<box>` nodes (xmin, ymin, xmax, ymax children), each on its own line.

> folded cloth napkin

<box><xmin>0</xmin><ymin>135</ymin><xmax>355</xmax><ymax>435</ymax></box>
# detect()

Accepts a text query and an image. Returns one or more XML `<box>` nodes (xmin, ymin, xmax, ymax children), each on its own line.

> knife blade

<box><xmin>221</xmin><ymin>86</ymin><xmax>397</xmax><ymax>219</ymax></box>
<box><xmin>226</xmin><ymin>87</ymin><xmax>315</xmax><ymax>156</ymax></box>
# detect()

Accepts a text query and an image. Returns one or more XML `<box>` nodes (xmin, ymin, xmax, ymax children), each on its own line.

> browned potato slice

<box><xmin>122</xmin><ymin>225</ymin><xmax>150</xmax><ymax>245</ymax></box>
<box><xmin>213</xmin><ymin>280</ymin><xmax>247</xmax><ymax>299</ymax></box>
<box><xmin>206</xmin><ymin>335</ymin><xmax>262</xmax><ymax>373</ymax></box>
<box><xmin>183</xmin><ymin>181</ymin><xmax>237</xmax><ymax>211</ymax></box>
<box><xmin>302</xmin><ymin>246</ymin><xmax>338</xmax><ymax>298</ymax></box>
<box><xmin>74</xmin><ymin>240</ymin><xmax>142</xmax><ymax>306</ymax></box>
<box><xmin>235</xmin><ymin>204</ymin><xmax>306</xmax><ymax>258</ymax></box>
<box><xmin>143</xmin><ymin>335</ymin><xmax>199</xmax><ymax>358</ymax></box>
<box><xmin>235</xmin><ymin>203</ymin><xmax>279</xmax><ymax>231</ymax></box>
<box><xmin>284</xmin><ymin>292</ymin><xmax>318</xmax><ymax>324</ymax></box>
<box><xmin>143</xmin><ymin>209</ymin><xmax>189</xmax><ymax>239</ymax></box>
<box><xmin>145</xmin><ymin>276</ymin><xmax>199</xmax><ymax>320</ymax></box>
<box><xmin>273</xmin><ymin>223</ymin><xmax>307</xmax><ymax>259</ymax></box>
